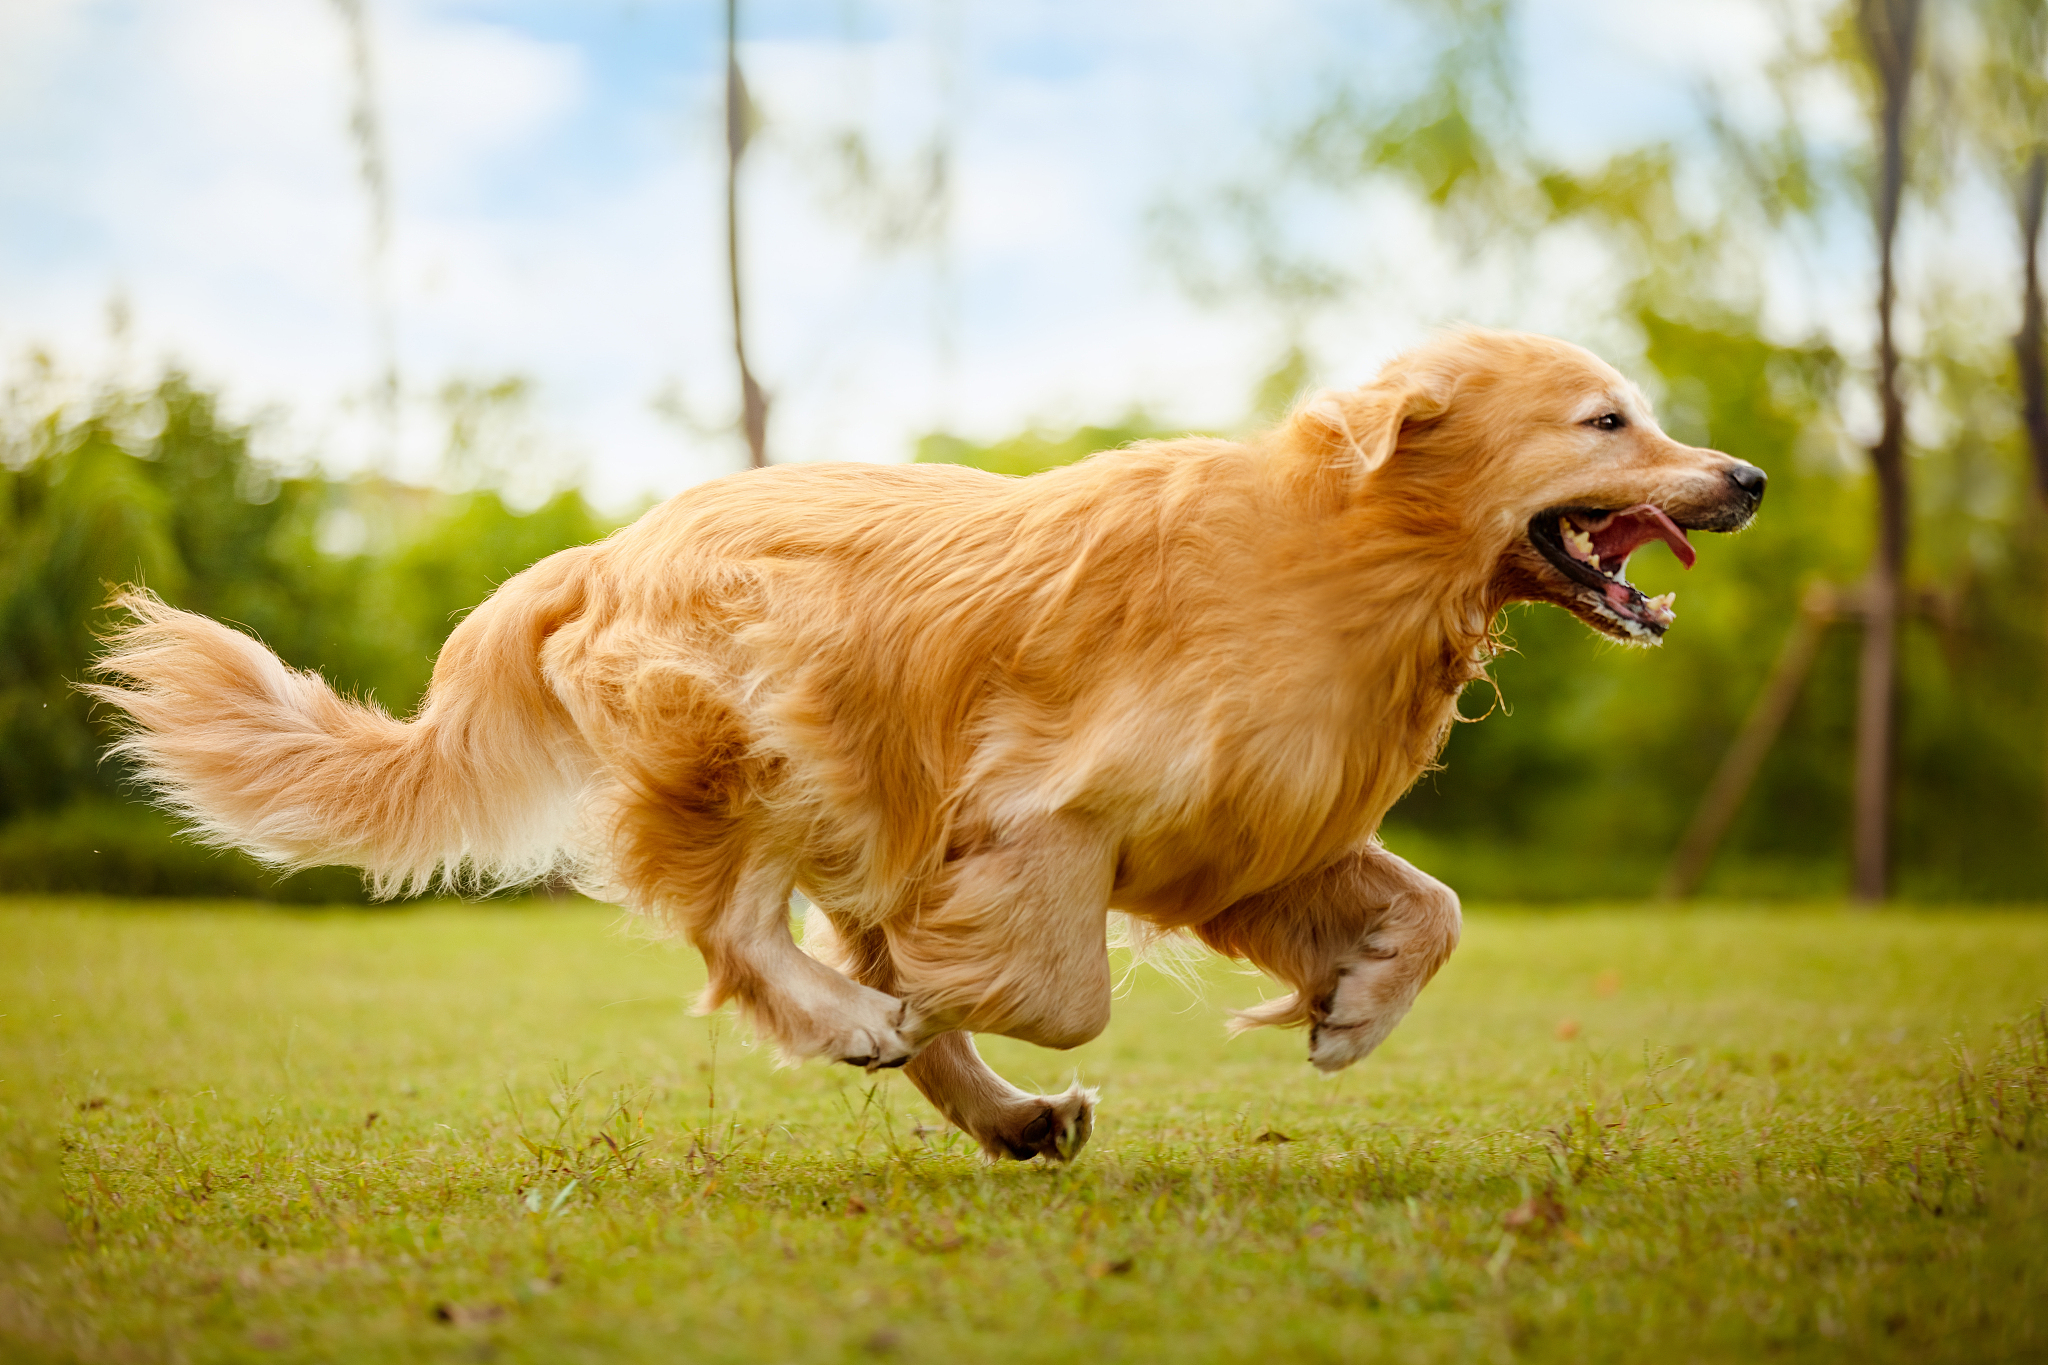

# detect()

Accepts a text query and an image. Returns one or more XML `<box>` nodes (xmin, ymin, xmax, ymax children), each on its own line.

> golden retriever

<box><xmin>91</xmin><ymin>328</ymin><xmax>1764</xmax><ymax>1162</ymax></box>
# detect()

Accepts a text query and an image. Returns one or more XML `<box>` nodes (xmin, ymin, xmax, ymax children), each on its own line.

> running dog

<box><xmin>91</xmin><ymin>328</ymin><xmax>1765</xmax><ymax>1162</ymax></box>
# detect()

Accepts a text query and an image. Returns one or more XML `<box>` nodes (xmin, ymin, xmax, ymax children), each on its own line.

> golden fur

<box><xmin>91</xmin><ymin>329</ymin><xmax>1763</xmax><ymax>1162</ymax></box>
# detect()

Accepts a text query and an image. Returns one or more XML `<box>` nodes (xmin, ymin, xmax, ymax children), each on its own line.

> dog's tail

<box><xmin>87</xmin><ymin>552</ymin><xmax>594</xmax><ymax>896</ymax></box>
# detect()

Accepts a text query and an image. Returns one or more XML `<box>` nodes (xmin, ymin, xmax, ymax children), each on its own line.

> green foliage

<box><xmin>0</xmin><ymin>372</ymin><xmax>618</xmax><ymax>897</ymax></box>
<box><xmin>1292</xmin><ymin>0</ymin><xmax>1521</xmax><ymax>249</ymax></box>
<box><xmin>3</xmin><ymin>377</ymin><xmax>326</xmax><ymax>820</ymax></box>
<box><xmin>0</xmin><ymin>801</ymin><xmax>368</xmax><ymax>902</ymax></box>
<box><xmin>1248</xmin><ymin>345</ymin><xmax>1314</xmax><ymax>425</ymax></box>
<box><xmin>1968</xmin><ymin>0</ymin><xmax>2048</xmax><ymax>191</ymax></box>
<box><xmin>913</xmin><ymin>414</ymin><xmax>1184</xmax><ymax>478</ymax></box>
<box><xmin>3</xmin><ymin>900</ymin><xmax>2045</xmax><ymax>1361</ymax></box>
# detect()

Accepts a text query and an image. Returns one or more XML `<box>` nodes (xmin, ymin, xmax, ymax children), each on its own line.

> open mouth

<box><xmin>1526</xmin><ymin>504</ymin><xmax>1696</xmax><ymax>642</ymax></box>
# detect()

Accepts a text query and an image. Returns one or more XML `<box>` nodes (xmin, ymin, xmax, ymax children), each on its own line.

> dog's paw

<box><xmin>1306</xmin><ymin>956</ymin><xmax>1413</xmax><ymax>1073</ymax></box>
<box><xmin>831</xmin><ymin>998</ymin><xmax>923</xmax><ymax>1073</ymax></box>
<box><xmin>1308</xmin><ymin>1010</ymin><xmax>1409</xmax><ymax>1072</ymax></box>
<box><xmin>983</xmin><ymin>1084</ymin><xmax>1097</xmax><ymax>1163</ymax></box>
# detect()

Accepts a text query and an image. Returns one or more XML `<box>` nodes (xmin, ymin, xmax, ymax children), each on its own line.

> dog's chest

<box><xmin>1007</xmin><ymin>688</ymin><xmax>1439</xmax><ymax>921</ymax></box>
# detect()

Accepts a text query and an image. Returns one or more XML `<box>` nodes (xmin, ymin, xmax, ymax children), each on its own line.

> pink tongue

<box><xmin>1590</xmin><ymin>503</ymin><xmax>1696</xmax><ymax>570</ymax></box>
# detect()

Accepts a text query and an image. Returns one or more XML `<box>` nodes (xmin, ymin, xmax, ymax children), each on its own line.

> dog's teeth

<box><xmin>1559</xmin><ymin>519</ymin><xmax>1600</xmax><ymax>567</ymax></box>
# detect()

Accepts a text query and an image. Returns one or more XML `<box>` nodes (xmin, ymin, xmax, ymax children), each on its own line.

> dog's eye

<box><xmin>1586</xmin><ymin>412</ymin><xmax>1626</xmax><ymax>432</ymax></box>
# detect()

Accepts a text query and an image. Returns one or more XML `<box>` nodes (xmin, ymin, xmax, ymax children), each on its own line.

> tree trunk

<box><xmin>2016</xmin><ymin>149</ymin><xmax>2048</xmax><ymax>845</ymax></box>
<box><xmin>331</xmin><ymin>0</ymin><xmax>399</xmax><ymax>465</ymax></box>
<box><xmin>2016</xmin><ymin>150</ymin><xmax>2048</xmax><ymax>500</ymax></box>
<box><xmin>726</xmin><ymin>0</ymin><xmax>768</xmax><ymax>469</ymax></box>
<box><xmin>1661</xmin><ymin>584</ymin><xmax>1842</xmax><ymax>901</ymax></box>
<box><xmin>1852</xmin><ymin>0</ymin><xmax>1921</xmax><ymax>904</ymax></box>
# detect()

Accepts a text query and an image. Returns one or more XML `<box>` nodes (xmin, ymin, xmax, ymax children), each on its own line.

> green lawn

<box><xmin>2</xmin><ymin>898</ymin><xmax>2045</xmax><ymax>1364</ymax></box>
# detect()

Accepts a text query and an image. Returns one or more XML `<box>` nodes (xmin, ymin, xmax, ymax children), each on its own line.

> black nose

<box><xmin>1726</xmin><ymin>463</ymin><xmax>1767</xmax><ymax>502</ymax></box>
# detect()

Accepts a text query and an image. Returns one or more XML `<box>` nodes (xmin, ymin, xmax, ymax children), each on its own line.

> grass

<box><xmin>2</xmin><ymin>898</ymin><xmax>2045</xmax><ymax>1364</ymax></box>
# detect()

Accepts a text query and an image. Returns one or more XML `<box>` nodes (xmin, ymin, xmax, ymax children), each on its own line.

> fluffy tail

<box><xmin>87</xmin><ymin>553</ymin><xmax>594</xmax><ymax>896</ymax></box>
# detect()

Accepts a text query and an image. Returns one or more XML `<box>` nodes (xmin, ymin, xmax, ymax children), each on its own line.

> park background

<box><xmin>3</xmin><ymin>0</ymin><xmax>2046</xmax><ymax>905</ymax></box>
<box><xmin>8</xmin><ymin>7</ymin><xmax>2048</xmax><ymax>1363</ymax></box>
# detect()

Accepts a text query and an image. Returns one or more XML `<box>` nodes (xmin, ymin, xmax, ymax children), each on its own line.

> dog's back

<box><xmin>542</xmin><ymin>437</ymin><xmax>1398</xmax><ymax>929</ymax></box>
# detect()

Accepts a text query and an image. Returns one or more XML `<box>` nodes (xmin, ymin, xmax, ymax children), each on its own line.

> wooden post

<box><xmin>1660</xmin><ymin>584</ymin><xmax>1847</xmax><ymax>901</ymax></box>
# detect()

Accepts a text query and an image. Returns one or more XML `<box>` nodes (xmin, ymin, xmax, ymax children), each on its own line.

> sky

<box><xmin>0</xmin><ymin>0</ymin><xmax>2007</xmax><ymax>508</ymax></box>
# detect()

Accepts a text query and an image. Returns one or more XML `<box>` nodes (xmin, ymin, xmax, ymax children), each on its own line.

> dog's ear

<box><xmin>1287</xmin><ymin>380</ymin><xmax>1448</xmax><ymax>476</ymax></box>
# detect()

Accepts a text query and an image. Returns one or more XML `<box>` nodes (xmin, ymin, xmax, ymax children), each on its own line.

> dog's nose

<box><xmin>1725</xmin><ymin>462</ymin><xmax>1767</xmax><ymax>502</ymax></box>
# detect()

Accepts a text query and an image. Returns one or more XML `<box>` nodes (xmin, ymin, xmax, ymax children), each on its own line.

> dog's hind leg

<box><xmin>903</xmin><ymin>1033</ymin><xmax>1095</xmax><ymax>1162</ymax></box>
<box><xmin>800</xmin><ymin>815</ymin><xmax>1111</xmax><ymax>1161</ymax></box>
<box><xmin>1195</xmin><ymin>841</ymin><xmax>1461</xmax><ymax>1072</ymax></box>
<box><xmin>804</xmin><ymin>915</ymin><xmax>1097</xmax><ymax>1163</ymax></box>
<box><xmin>684</xmin><ymin>852</ymin><xmax>923</xmax><ymax>1071</ymax></box>
<box><xmin>596</xmin><ymin>692</ymin><xmax>923</xmax><ymax>1072</ymax></box>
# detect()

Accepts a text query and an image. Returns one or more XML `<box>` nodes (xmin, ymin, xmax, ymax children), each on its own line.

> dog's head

<box><xmin>1288</xmin><ymin>328</ymin><xmax>1765</xmax><ymax>645</ymax></box>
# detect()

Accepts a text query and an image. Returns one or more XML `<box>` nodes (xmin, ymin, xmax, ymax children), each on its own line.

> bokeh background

<box><xmin>3</xmin><ymin>0</ymin><xmax>2043</xmax><ymax>903</ymax></box>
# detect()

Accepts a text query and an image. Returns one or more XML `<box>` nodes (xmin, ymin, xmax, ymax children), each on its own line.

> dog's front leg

<box><xmin>1196</xmin><ymin>842</ymin><xmax>1461</xmax><ymax>1072</ymax></box>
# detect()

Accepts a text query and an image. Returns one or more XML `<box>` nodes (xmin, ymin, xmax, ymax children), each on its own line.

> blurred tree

<box><xmin>2</xmin><ymin>378</ymin><xmax>306</xmax><ymax>820</ymax></box>
<box><xmin>1965</xmin><ymin>0</ymin><xmax>2048</xmax><ymax>844</ymax></box>
<box><xmin>329</xmin><ymin>0</ymin><xmax>399</xmax><ymax>464</ymax></box>
<box><xmin>813</xmin><ymin>0</ymin><xmax>961</xmax><ymax>426</ymax></box>
<box><xmin>1844</xmin><ymin>0</ymin><xmax>1925</xmax><ymax>902</ymax></box>
<box><xmin>0</xmin><ymin>371</ymin><xmax>615</xmax><ymax>898</ymax></box>
<box><xmin>726</xmin><ymin>0</ymin><xmax>769</xmax><ymax>469</ymax></box>
<box><xmin>1965</xmin><ymin>0</ymin><xmax>2048</xmax><ymax>503</ymax></box>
